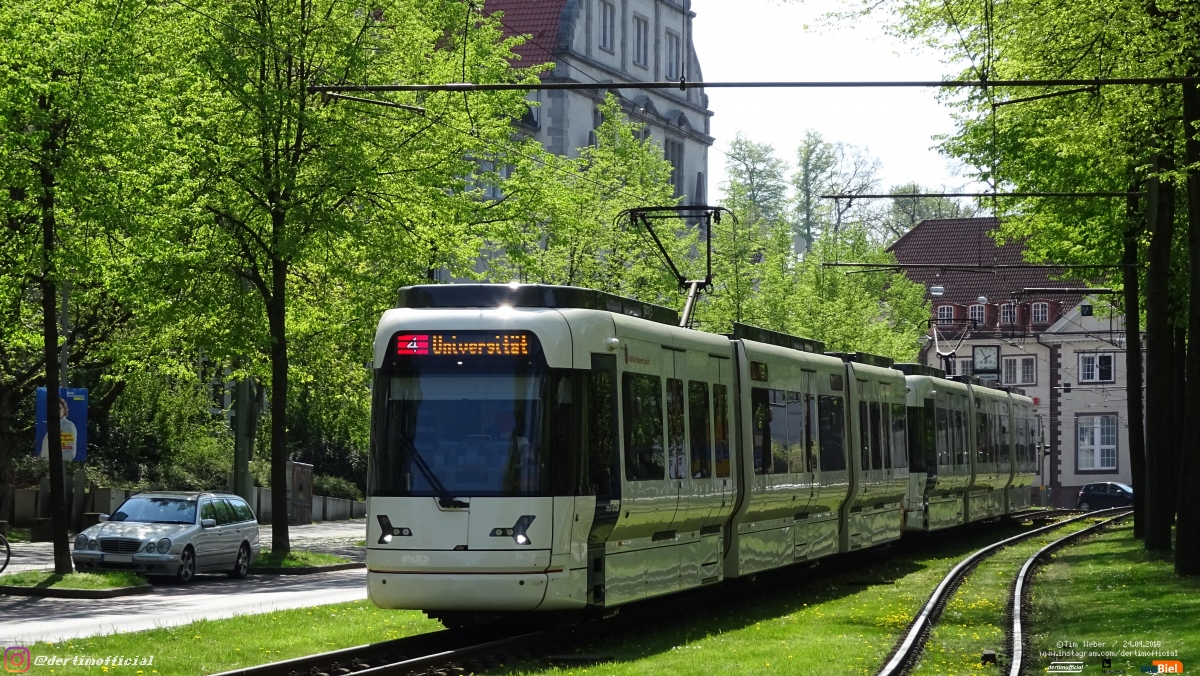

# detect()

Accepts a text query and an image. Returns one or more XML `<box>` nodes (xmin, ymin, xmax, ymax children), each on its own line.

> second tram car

<box><xmin>366</xmin><ymin>284</ymin><xmax>1040</xmax><ymax>621</ymax></box>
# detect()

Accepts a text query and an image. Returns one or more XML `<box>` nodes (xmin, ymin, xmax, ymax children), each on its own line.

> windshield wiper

<box><xmin>399</xmin><ymin>436</ymin><xmax>468</xmax><ymax>509</ymax></box>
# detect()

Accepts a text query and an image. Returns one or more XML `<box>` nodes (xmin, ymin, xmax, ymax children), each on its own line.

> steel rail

<box><xmin>210</xmin><ymin>623</ymin><xmax>547</xmax><ymax>676</ymax></box>
<box><xmin>875</xmin><ymin>508</ymin><xmax>1126</xmax><ymax>676</ymax></box>
<box><xmin>1008</xmin><ymin>510</ymin><xmax>1132</xmax><ymax>676</ymax></box>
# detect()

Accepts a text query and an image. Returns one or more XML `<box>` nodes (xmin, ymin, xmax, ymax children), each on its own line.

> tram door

<box><xmin>668</xmin><ymin>348</ymin><xmax>722</xmax><ymax>532</ymax></box>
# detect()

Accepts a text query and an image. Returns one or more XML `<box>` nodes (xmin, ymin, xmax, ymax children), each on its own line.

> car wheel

<box><xmin>229</xmin><ymin>543</ymin><xmax>250</xmax><ymax>579</ymax></box>
<box><xmin>176</xmin><ymin>547</ymin><xmax>196</xmax><ymax>584</ymax></box>
<box><xmin>1080</xmin><ymin>502</ymin><xmax>1091</xmax><ymax>511</ymax></box>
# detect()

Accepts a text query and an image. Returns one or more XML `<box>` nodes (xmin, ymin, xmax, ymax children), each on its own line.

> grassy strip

<box><xmin>4</xmin><ymin>527</ymin><xmax>31</xmax><ymax>543</ymax></box>
<box><xmin>911</xmin><ymin>516</ymin><xmax>1101</xmax><ymax>675</ymax></box>
<box><xmin>1028</xmin><ymin>522</ymin><xmax>1199</xmax><ymax>675</ymax></box>
<box><xmin>29</xmin><ymin>601</ymin><xmax>440</xmax><ymax>675</ymax></box>
<box><xmin>491</xmin><ymin>522</ymin><xmax>1043</xmax><ymax>676</ymax></box>
<box><xmin>250</xmin><ymin>549</ymin><xmax>349</xmax><ymax>568</ymax></box>
<box><xmin>0</xmin><ymin>570</ymin><xmax>147</xmax><ymax>590</ymax></box>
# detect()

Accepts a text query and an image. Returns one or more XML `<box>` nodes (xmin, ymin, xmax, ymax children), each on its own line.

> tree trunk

<box><xmin>38</xmin><ymin>141</ymin><xmax>72</xmax><ymax>575</ymax></box>
<box><xmin>1172</xmin><ymin>325</ymin><xmax>1185</xmax><ymax>524</ymax></box>
<box><xmin>1125</xmin><ymin>187</ymin><xmax>1147</xmax><ymax>539</ymax></box>
<box><xmin>1178</xmin><ymin>81</ymin><xmax>1200</xmax><ymax>574</ymax></box>
<box><xmin>269</xmin><ymin>248</ymin><xmax>290</xmax><ymax>554</ymax></box>
<box><xmin>1144</xmin><ymin>154</ymin><xmax>1177</xmax><ymax>551</ymax></box>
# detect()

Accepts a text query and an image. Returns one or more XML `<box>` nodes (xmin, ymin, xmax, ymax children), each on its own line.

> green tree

<box><xmin>858</xmin><ymin>0</ymin><xmax>1200</xmax><ymax>564</ymax></box>
<box><xmin>0</xmin><ymin>0</ymin><xmax>168</xmax><ymax>573</ymax></box>
<box><xmin>488</xmin><ymin>95</ymin><xmax>686</xmax><ymax>304</ymax></box>
<box><xmin>150</xmin><ymin>0</ymin><xmax>538</xmax><ymax>552</ymax></box>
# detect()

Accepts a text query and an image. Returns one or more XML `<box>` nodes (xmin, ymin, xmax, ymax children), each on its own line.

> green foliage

<box><xmin>486</xmin><ymin>94</ymin><xmax>688</xmax><ymax>305</ymax></box>
<box><xmin>312</xmin><ymin>474</ymin><xmax>363</xmax><ymax>501</ymax></box>
<box><xmin>696</xmin><ymin>135</ymin><xmax>929</xmax><ymax>361</ymax></box>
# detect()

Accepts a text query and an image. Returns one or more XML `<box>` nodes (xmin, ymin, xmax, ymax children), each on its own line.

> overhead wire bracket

<box><xmin>617</xmin><ymin>205</ymin><xmax>733</xmax><ymax>328</ymax></box>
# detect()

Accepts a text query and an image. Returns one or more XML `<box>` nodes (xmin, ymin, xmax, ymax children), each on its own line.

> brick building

<box><xmin>484</xmin><ymin>0</ymin><xmax>713</xmax><ymax>203</ymax></box>
<box><xmin>888</xmin><ymin>218</ymin><xmax>1142</xmax><ymax>506</ymax></box>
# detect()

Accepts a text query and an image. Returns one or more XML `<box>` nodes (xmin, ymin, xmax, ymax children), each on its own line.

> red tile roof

<box><xmin>887</xmin><ymin>217</ymin><xmax>1084</xmax><ymax>309</ymax></box>
<box><xmin>483</xmin><ymin>0</ymin><xmax>568</xmax><ymax>65</ymax></box>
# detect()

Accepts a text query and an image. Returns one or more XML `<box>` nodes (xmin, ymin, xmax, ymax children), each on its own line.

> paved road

<box><xmin>4</xmin><ymin>519</ymin><xmax>368</xmax><ymax>574</ymax></box>
<box><xmin>0</xmin><ymin>568</ymin><xmax>368</xmax><ymax>644</ymax></box>
<box><xmin>0</xmin><ymin>520</ymin><xmax>371</xmax><ymax>644</ymax></box>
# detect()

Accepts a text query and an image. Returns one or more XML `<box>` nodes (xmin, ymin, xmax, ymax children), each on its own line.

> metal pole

<box><xmin>680</xmin><ymin>281</ymin><xmax>701</xmax><ymax>328</ymax></box>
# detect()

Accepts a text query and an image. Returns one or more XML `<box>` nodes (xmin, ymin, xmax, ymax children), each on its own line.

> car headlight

<box><xmin>74</xmin><ymin>534</ymin><xmax>88</xmax><ymax>550</ymax></box>
<box><xmin>88</xmin><ymin>539</ymin><xmax>99</xmax><ymax>550</ymax></box>
<box><xmin>157</xmin><ymin>538</ymin><xmax>171</xmax><ymax>554</ymax></box>
<box><xmin>145</xmin><ymin>541</ymin><xmax>157</xmax><ymax>553</ymax></box>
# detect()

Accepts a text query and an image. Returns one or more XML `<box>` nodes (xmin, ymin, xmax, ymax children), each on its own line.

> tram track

<box><xmin>1007</xmin><ymin>510</ymin><xmax>1132</xmax><ymax>676</ymax></box>
<box><xmin>215</xmin><ymin>515</ymin><xmax>1085</xmax><ymax>676</ymax></box>
<box><xmin>875</xmin><ymin>508</ymin><xmax>1128</xmax><ymax>676</ymax></box>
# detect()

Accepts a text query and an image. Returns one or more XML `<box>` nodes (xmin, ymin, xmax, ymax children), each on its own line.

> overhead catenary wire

<box><xmin>819</xmin><ymin>192</ymin><xmax>1138</xmax><ymax>198</ymax></box>
<box><xmin>308</xmin><ymin>77</ymin><xmax>1200</xmax><ymax>95</ymax></box>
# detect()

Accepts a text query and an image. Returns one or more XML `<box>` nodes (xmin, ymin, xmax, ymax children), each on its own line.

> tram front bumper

<box><xmin>367</xmin><ymin>569</ymin><xmax>550</xmax><ymax>611</ymax></box>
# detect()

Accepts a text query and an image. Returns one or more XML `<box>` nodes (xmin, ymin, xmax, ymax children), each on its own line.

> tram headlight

<box><xmin>490</xmin><ymin>515</ymin><xmax>536</xmax><ymax>545</ymax></box>
<box><xmin>511</xmin><ymin>515</ymin><xmax>535</xmax><ymax>546</ymax></box>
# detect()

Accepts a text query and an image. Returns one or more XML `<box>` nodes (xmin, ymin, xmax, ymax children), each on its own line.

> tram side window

<box><xmin>954</xmin><ymin>409</ymin><xmax>968</xmax><ymax>466</ymax></box>
<box><xmin>976</xmin><ymin>412</ymin><xmax>989</xmax><ymax>464</ymax></box>
<box><xmin>891</xmin><ymin>403</ymin><xmax>908</xmax><ymax>468</ymax></box>
<box><xmin>787</xmin><ymin>392</ymin><xmax>806</xmax><ymax>473</ymax></box>
<box><xmin>859</xmin><ymin>400</ymin><xmax>871</xmax><ymax>471</ymax></box>
<box><xmin>588</xmin><ymin>356</ymin><xmax>619</xmax><ymax>498</ymax></box>
<box><xmin>818</xmin><ymin>395</ymin><xmax>846</xmax><ymax>471</ymax></box>
<box><xmin>687</xmin><ymin>381</ymin><xmax>712</xmax><ymax>478</ymax></box>
<box><xmin>870</xmin><ymin>401</ymin><xmax>886</xmax><ymax>470</ymax></box>
<box><xmin>667</xmin><ymin>379</ymin><xmax>686</xmax><ymax>479</ymax></box>
<box><xmin>714</xmin><ymin>385</ymin><xmax>731</xmax><ymax>477</ymax></box>
<box><xmin>751</xmin><ymin>388</ymin><xmax>769</xmax><ymax>475</ymax></box>
<box><xmin>1016</xmin><ymin>416</ymin><xmax>1027</xmax><ymax>466</ymax></box>
<box><xmin>998</xmin><ymin>414</ymin><xmax>1010</xmax><ymax>465</ymax></box>
<box><xmin>771</xmin><ymin>390</ymin><xmax>789</xmax><ymax>473</ymax></box>
<box><xmin>806</xmin><ymin>394</ymin><xmax>819</xmax><ymax>472</ymax></box>
<box><xmin>935</xmin><ymin>407</ymin><xmax>950</xmax><ymax>466</ymax></box>
<box><xmin>622</xmin><ymin>373</ymin><xmax>665</xmax><ymax>481</ymax></box>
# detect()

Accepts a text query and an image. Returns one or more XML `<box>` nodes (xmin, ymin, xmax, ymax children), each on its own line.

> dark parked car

<box><xmin>1076</xmin><ymin>482</ymin><xmax>1133</xmax><ymax>510</ymax></box>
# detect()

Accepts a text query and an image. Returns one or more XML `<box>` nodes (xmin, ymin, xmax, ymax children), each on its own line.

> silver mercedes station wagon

<box><xmin>73</xmin><ymin>491</ymin><xmax>261</xmax><ymax>583</ymax></box>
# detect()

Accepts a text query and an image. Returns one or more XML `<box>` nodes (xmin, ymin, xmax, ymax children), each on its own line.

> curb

<box><xmin>249</xmin><ymin>562</ymin><xmax>364</xmax><ymax>575</ymax></box>
<box><xmin>0</xmin><ymin>584</ymin><xmax>153</xmax><ymax>599</ymax></box>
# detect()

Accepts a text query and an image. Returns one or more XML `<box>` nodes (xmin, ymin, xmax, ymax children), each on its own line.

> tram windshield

<box><xmin>372</xmin><ymin>366</ymin><xmax>560</xmax><ymax>497</ymax></box>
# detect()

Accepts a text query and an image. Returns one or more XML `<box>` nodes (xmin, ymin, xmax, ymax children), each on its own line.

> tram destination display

<box><xmin>392</xmin><ymin>331</ymin><xmax>540</xmax><ymax>359</ymax></box>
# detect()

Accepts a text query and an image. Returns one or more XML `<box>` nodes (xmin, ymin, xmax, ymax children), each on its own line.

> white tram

<box><xmin>366</xmin><ymin>284</ymin><xmax>1039</xmax><ymax>621</ymax></box>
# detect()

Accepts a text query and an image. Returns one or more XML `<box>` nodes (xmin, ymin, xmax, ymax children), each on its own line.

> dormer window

<box><xmin>1032</xmin><ymin>302</ymin><xmax>1049</xmax><ymax>323</ymax></box>
<box><xmin>1000</xmin><ymin>304</ymin><xmax>1016</xmax><ymax>325</ymax></box>
<box><xmin>937</xmin><ymin>305</ymin><xmax>954</xmax><ymax>324</ymax></box>
<box><xmin>968</xmin><ymin>304</ymin><xmax>985</xmax><ymax>325</ymax></box>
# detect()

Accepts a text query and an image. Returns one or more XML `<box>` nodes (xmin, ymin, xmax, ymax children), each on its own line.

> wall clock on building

<box><xmin>973</xmin><ymin>345</ymin><xmax>1000</xmax><ymax>373</ymax></box>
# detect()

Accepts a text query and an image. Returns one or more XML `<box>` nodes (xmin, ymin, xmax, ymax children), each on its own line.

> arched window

<box><xmin>1032</xmin><ymin>302</ymin><xmax>1049</xmax><ymax>323</ymax></box>
<box><xmin>937</xmin><ymin>305</ymin><xmax>955</xmax><ymax>324</ymax></box>
<box><xmin>968</xmin><ymin>305</ymin><xmax>985</xmax><ymax>325</ymax></box>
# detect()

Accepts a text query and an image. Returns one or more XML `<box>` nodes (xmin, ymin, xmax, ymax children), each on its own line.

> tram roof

<box><xmin>397</xmin><ymin>284</ymin><xmax>680</xmax><ymax>326</ymax></box>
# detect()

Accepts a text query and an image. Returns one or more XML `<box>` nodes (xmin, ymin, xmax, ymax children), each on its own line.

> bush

<box><xmin>313</xmin><ymin>474</ymin><xmax>362</xmax><ymax>501</ymax></box>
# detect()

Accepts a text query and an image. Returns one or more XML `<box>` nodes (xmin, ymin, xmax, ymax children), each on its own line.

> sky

<box><xmin>690</xmin><ymin>0</ymin><xmax>987</xmax><ymax>201</ymax></box>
